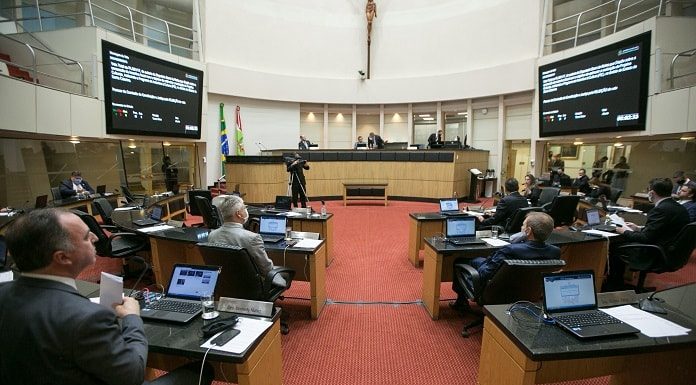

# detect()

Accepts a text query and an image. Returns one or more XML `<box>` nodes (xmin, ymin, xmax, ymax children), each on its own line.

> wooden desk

<box><xmin>421</xmin><ymin>231</ymin><xmax>609</xmax><ymax>319</ymax></box>
<box><xmin>408</xmin><ymin>212</ymin><xmax>446</xmax><ymax>267</ymax></box>
<box><xmin>343</xmin><ymin>182</ymin><xmax>388</xmax><ymax>206</ymax></box>
<box><xmin>52</xmin><ymin>193</ymin><xmax>120</xmax><ymax>216</ymax></box>
<box><xmin>479</xmin><ymin>284</ymin><xmax>696</xmax><ymax>385</ymax></box>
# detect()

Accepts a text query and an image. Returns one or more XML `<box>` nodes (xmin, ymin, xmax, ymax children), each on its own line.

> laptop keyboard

<box><xmin>555</xmin><ymin>311</ymin><xmax>621</xmax><ymax>328</ymax></box>
<box><xmin>147</xmin><ymin>300</ymin><xmax>200</xmax><ymax>314</ymax></box>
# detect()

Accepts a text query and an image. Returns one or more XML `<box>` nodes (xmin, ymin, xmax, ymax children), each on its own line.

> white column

<box><xmin>497</xmin><ymin>95</ymin><xmax>505</xmax><ymax>182</ymax></box>
<box><xmin>436</xmin><ymin>102</ymin><xmax>443</xmax><ymax>132</ymax></box>
<box><xmin>466</xmin><ymin>100</ymin><xmax>473</xmax><ymax>146</ymax></box>
<box><xmin>379</xmin><ymin>104</ymin><xmax>384</xmax><ymax>136</ymax></box>
<box><xmin>323</xmin><ymin>104</ymin><xmax>328</xmax><ymax>149</ymax></box>
<box><xmin>407</xmin><ymin>103</ymin><xmax>414</xmax><ymax>144</ymax></box>
<box><xmin>352</xmin><ymin>105</ymin><xmax>357</xmax><ymax>142</ymax></box>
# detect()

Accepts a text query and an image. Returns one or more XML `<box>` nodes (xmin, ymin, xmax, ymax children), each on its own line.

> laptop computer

<box><xmin>445</xmin><ymin>216</ymin><xmax>486</xmax><ymax>245</ymax></box>
<box><xmin>439</xmin><ymin>198</ymin><xmax>462</xmax><ymax>216</ymax></box>
<box><xmin>259</xmin><ymin>215</ymin><xmax>287</xmax><ymax>243</ymax></box>
<box><xmin>132</xmin><ymin>205</ymin><xmax>163</xmax><ymax>226</ymax></box>
<box><xmin>583</xmin><ymin>209</ymin><xmax>616</xmax><ymax>232</ymax></box>
<box><xmin>542</xmin><ymin>270</ymin><xmax>639</xmax><ymax>339</ymax></box>
<box><xmin>140</xmin><ymin>264</ymin><xmax>221</xmax><ymax>323</ymax></box>
<box><xmin>96</xmin><ymin>185</ymin><xmax>106</xmax><ymax>195</ymax></box>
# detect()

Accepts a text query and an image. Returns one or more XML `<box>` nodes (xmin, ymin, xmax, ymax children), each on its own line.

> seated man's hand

<box><xmin>114</xmin><ymin>297</ymin><xmax>141</xmax><ymax>318</ymax></box>
<box><xmin>624</xmin><ymin>221</ymin><xmax>640</xmax><ymax>231</ymax></box>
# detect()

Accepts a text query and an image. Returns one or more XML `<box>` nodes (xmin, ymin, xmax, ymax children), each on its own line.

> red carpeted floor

<box><xmin>81</xmin><ymin>200</ymin><xmax>696</xmax><ymax>385</ymax></box>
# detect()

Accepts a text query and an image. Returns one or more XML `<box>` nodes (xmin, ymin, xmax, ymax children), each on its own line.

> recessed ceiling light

<box><xmin>613</xmin><ymin>142</ymin><xmax>624</xmax><ymax>147</ymax></box>
<box><xmin>69</xmin><ymin>136</ymin><xmax>80</xmax><ymax>144</ymax></box>
<box><xmin>457</xmin><ymin>112</ymin><xmax>468</xmax><ymax>116</ymax></box>
<box><xmin>163</xmin><ymin>141</ymin><xmax>171</xmax><ymax>146</ymax></box>
<box><xmin>418</xmin><ymin>114</ymin><xmax>431</xmax><ymax>117</ymax></box>
<box><xmin>128</xmin><ymin>144</ymin><xmax>137</xmax><ymax>149</ymax></box>
<box><xmin>423</xmin><ymin>117</ymin><xmax>435</xmax><ymax>121</ymax></box>
<box><xmin>573</xmin><ymin>141</ymin><xmax>583</xmax><ymax>145</ymax></box>
<box><xmin>615</xmin><ymin>136</ymin><xmax>622</xmax><ymax>139</ymax></box>
<box><xmin>680</xmin><ymin>136</ymin><xmax>695</xmax><ymax>140</ymax></box>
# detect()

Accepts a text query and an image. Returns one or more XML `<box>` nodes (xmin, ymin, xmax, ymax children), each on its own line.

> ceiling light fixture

<box><xmin>613</xmin><ymin>142</ymin><xmax>624</xmax><ymax>147</ymax></box>
<box><xmin>418</xmin><ymin>114</ymin><xmax>431</xmax><ymax>117</ymax></box>
<box><xmin>573</xmin><ymin>141</ymin><xmax>583</xmax><ymax>145</ymax></box>
<box><xmin>680</xmin><ymin>136</ymin><xmax>695</xmax><ymax>141</ymax></box>
<box><xmin>69</xmin><ymin>136</ymin><xmax>80</xmax><ymax>144</ymax></box>
<box><xmin>457</xmin><ymin>112</ymin><xmax>468</xmax><ymax>116</ymax></box>
<box><xmin>423</xmin><ymin>117</ymin><xmax>435</xmax><ymax>121</ymax></box>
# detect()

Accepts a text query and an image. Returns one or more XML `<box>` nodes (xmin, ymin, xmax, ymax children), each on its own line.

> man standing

<box><xmin>607</xmin><ymin>178</ymin><xmax>690</xmax><ymax>290</ymax></box>
<box><xmin>286</xmin><ymin>152</ymin><xmax>310</xmax><ymax>208</ymax></box>
<box><xmin>161</xmin><ymin>156</ymin><xmax>179</xmax><ymax>194</ymax></box>
<box><xmin>59</xmin><ymin>171</ymin><xmax>95</xmax><ymax>199</ymax></box>
<box><xmin>0</xmin><ymin>208</ymin><xmax>211</xmax><ymax>385</ymax></box>
<box><xmin>451</xmin><ymin>212</ymin><xmax>560</xmax><ymax>309</ymax></box>
<box><xmin>474</xmin><ymin>178</ymin><xmax>529</xmax><ymax>228</ymax></box>
<box><xmin>427</xmin><ymin>129</ymin><xmax>444</xmax><ymax>148</ymax></box>
<box><xmin>298</xmin><ymin>135</ymin><xmax>312</xmax><ymax>150</ymax></box>
<box><xmin>368</xmin><ymin>132</ymin><xmax>384</xmax><ymax>149</ymax></box>
<box><xmin>209</xmin><ymin>195</ymin><xmax>287</xmax><ymax>288</ymax></box>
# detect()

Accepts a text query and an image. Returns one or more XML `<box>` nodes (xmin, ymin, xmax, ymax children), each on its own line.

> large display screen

<box><xmin>102</xmin><ymin>40</ymin><xmax>203</xmax><ymax>139</ymax></box>
<box><xmin>538</xmin><ymin>32</ymin><xmax>650</xmax><ymax>137</ymax></box>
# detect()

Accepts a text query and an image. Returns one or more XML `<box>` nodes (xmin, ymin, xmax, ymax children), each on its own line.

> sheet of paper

<box><xmin>293</xmin><ymin>239</ymin><xmax>323</xmax><ymax>249</ymax></box>
<box><xmin>460</xmin><ymin>211</ymin><xmax>482</xmax><ymax>216</ymax></box>
<box><xmin>282</xmin><ymin>211</ymin><xmax>303</xmax><ymax>217</ymax></box>
<box><xmin>601</xmin><ymin>305</ymin><xmax>691</xmax><ymax>338</ymax></box>
<box><xmin>201</xmin><ymin>316</ymin><xmax>273</xmax><ymax>354</ymax></box>
<box><xmin>482</xmin><ymin>238</ymin><xmax>510</xmax><ymax>247</ymax></box>
<box><xmin>582</xmin><ymin>229</ymin><xmax>620</xmax><ymax>237</ymax></box>
<box><xmin>609</xmin><ymin>213</ymin><xmax>626</xmax><ymax>226</ymax></box>
<box><xmin>113</xmin><ymin>207</ymin><xmax>138</xmax><ymax>211</ymax></box>
<box><xmin>99</xmin><ymin>272</ymin><xmax>123</xmax><ymax>311</ymax></box>
<box><xmin>0</xmin><ymin>270</ymin><xmax>13</xmax><ymax>283</ymax></box>
<box><xmin>607</xmin><ymin>205</ymin><xmax>643</xmax><ymax>213</ymax></box>
<box><xmin>137</xmin><ymin>224</ymin><xmax>174</xmax><ymax>233</ymax></box>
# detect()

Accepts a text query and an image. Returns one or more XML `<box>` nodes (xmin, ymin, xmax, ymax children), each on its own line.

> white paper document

<box><xmin>609</xmin><ymin>213</ymin><xmax>626</xmax><ymax>226</ymax></box>
<box><xmin>482</xmin><ymin>238</ymin><xmax>510</xmax><ymax>247</ymax></box>
<box><xmin>607</xmin><ymin>205</ymin><xmax>643</xmax><ymax>213</ymax></box>
<box><xmin>0</xmin><ymin>270</ymin><xmax>13</xmax><ymax>283</ymax></box>
<box><xmin>601</xmin><ymin>305</ymin><xmax>691</xmax><ymax>338</ymax></box>
<box><xmin>113</xmin><ymin>207</ymin><xmax>139</xmax><ymax>211</ymax></box>
<box><xmin>99</xmin><ymin>272</ymin><xmax>123</xmax><ymax>311</ymax></box>
<box><xmin>201</xmin><ymin>316</ymin><xmax>273</xmax><ymax>354</ymax></box>
<box><xmin>582</xmin><ymin>229</ymin><xmax>620</xmax><ymax>237</ymax></box>
<box><xmin>137</xmin><ymin>224</ymin><xmax>174</xmax><ymax>233</ymax></box>
<box><xmin>293</xmin><ymin>239</ymin><xmax>323</xmax><ymax>249</ymax></box>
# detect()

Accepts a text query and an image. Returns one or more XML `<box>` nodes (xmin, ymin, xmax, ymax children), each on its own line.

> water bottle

<box><xmin>320</xmin><ymin>200</ymin><xmax>327</xmax><ymax>217</ymax></box>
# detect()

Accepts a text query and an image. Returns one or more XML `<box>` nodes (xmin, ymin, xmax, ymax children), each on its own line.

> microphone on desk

<box><xmin>255</xmin><ymin>142</ymin><xmax>268</xmax><ymax>151</ymax></box>
<box><xmin>639</xmin><ymin>288</ymin><xmax>670</xmax><ymax>314</ymax></box>
<box><xmin>127</xmin><ymin>256</ymin><xmax>151</xmax><ymax>299</ymax></box>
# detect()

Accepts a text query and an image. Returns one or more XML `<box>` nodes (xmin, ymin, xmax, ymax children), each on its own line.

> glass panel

<box><xmin>413</xmin><ymin>112</ymin><xmax>437</xmax><ymax>147</ymax></box>
<box><xmin>327</xmin><ymin>112</ymin><xmax>352</xmax><ymax>149</ymax></box>
<box><xmin>300</xmin><ymin>111</ymin><xmax>324</xmax><ymax>148</ymax></box>
<box><xmin>443</xmin><ymin>112</ymin><xmax>466</xmax><ymax>142</ymax></box>
<box><xmin>383</xmin><ymin>111</ymin><xmax>408</xmax><ymax>144</ymax></box>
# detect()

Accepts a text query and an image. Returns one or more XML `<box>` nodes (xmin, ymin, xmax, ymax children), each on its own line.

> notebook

<box><xmin>583</xmin><ymin>209</ymin><xmax>616</xmax><ymax>232</ymax></box>
<box><xmin>259</xmin><ymin>215</ymin><xmax>287</xmax><ymax>243</ymax></box>
<box><xmin>140</xmin><ymin>264</ymin><xmax>221</xmax><ymax>323</ymax></box>
<box><xmin>132</xmin><ymin>205</ymin><xmax>163</xmax><ymax>226</ymax></box>
<box><xmin>439</xmin><ymin>198</ymin><xmax>462</xmax><ymax>216</ymax></box>
<box><xmin>445</xmin><ymin>216</ymin><xmax>485</xmax><ymax>245</ymax></box>
<box><xmin>542</xmin><ymin>270</ymin><xmax>639</xmax><ymax>339</ymax></box>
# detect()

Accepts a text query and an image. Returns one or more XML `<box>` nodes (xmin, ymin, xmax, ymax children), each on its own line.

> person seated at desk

<box><xmin>551</xmin><ymin>167</ymin><xmax>572</xmax><ymax>188</ymax></box>
<box><xmin>474</xmin><ymin>178</ymin><xmax>529</xmax><ymax>228</ymax></box>
<box><xmin>298</xmin><ymin>135</ymin><xmax>312</xmax><ymax>150</ymax></box>
<box><xmin>209</xmin><ymin>194</ymin><xmax>287</xmax><ymax>288</ymax></box>
<box><xmin>671</xmin><ymin>170</ymin><xmax>690</xmax><ymax>196</ymax></box>
<box><xmin>586</xmin><ymin>176</ymin><xmax>611</xmax><ymax>207</ymax></box>
<box><xmin>0</xmin><ymin>208</ymin><xmax>213</xmax><ymax>385</ymax></box>
<box><xmin>59</xmin><ymin>171</ymin><xmax>95</xmax><ymax>199</ymax></box>
<box><xmin>522</xmin><ymin>174</ymin><xmax>542</xmax><ymax>206</ymax></box>
<box><xmin>427</xmin><ymin>129</ymin><xmax>444</xmax><ymax>148</ymax></box>
<box><xmin>451</xmin><ymin>212</ymin><xmax>560</xmax><ymax>310</ymax></box>
<box><xmin>606</xmin><ymin>178</ymin><xmax>690</xmax><ymax>291</ymax></box>
<box><xmin>354</xmin><ymin>136</ymin><xmax>367</xmax><ymax>149</ymax></box>
<box><xmin>548</xmin><ymin>153</ymin><xmax>564</xmax><ymax>171</ymax></box>
<box><xmin>675</xmin><ymin>181</ymin><xmax>696</xmax><ymax>222</ymax></box>
<box><xmin>368</xmin><ymin>132</ymin><xmax>385</xmax><ymax>149</ymax></box>
<box><xmin>571</xmin><ymin>168</ymin><xmax>591</xmax><ymax>194</ymax></box>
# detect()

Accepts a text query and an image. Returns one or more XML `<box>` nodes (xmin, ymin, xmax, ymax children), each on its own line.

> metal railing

<box><xmin>670</xmin><ymin>48</ymin><xmax>696</xmax><ymax>88</ymax></box>
<box><xmin>0</xmin><ymin>33</ymin><xmax>85</xmax><ymax>94</ymax></box>
<box><xmin>544</xmin><ymin>0</ymin><xmax>695</xmax><ymax>52</ymax></box>
<box><xmin>0</xmin><ymin>0</ymin><xmax>198</xmax><ymax>59</ymax></box>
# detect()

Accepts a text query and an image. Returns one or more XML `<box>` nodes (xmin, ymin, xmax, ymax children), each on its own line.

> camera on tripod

<box><xmin>284</xmin><ymin>156</ymin><xmax>306</xmax><ymax>166</ymax></box>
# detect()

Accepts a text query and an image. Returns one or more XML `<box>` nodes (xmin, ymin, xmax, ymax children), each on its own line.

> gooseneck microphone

<box><xmin>128</xmin><ymin>256</ymin><xmax>151</xmax><ymax>298</ymax></box>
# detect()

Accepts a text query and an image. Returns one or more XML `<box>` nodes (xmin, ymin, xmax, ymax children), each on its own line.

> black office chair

<box><xmin>93</xmin><ymin>197</ymin><xmax>115</xmax><ymax>226</ymax></box>
<box><xmin>50</xmin><ymin>187</ymin><xmax>62</xmax><ymax>201</ymax></box>
<box><xmin>504</xmin><ymin>207</ymin><xmax>543</xmax><ymax>235</ymax></box>
<box><xmin>188</xmin><ymin>190</ymin><xmax>213</xmax><ymax>216</ymax></box>
<box><xmin>609</xmin><ymin>188</ymin><xmax>623</xmax><ymax>205</ymax></box>
<box><xmin>543</xmin><ymin>195</ymin><xmax>581</xmax><ymax>227</ymax></box>
<box><xmin>538</xmin><ymin>187</ymin><xmax>560</xmax><ymax>208</ymax></box>
<box><xmin>72</xmin><ymin>210</ymin><xmax>148</xmax><ymax>275</ymax></box>
<box><xmin>120</xmin><ymin>185</ymin><xmax>146</xmax><ymax>205</ymax></box>
<box><xmin>275</xmin><ymin>195</ymin><xmax>292</xmax><ymax>210</ymax></box>
<box><xmin>616</xmin><ymin>222</ymin><xmax>696</xmax><ymax>293</ymax></box>
<box><xmin>194</xmin><ymin>196</ymin><xmax>222</xmax><ymax>229</ymax></box>
<box><xmin>453</xmin><ymin>259</ymin><xmax>566</xmax><ymax>337</ymax></box>
<box><xmin>34</xmin><ymin>194</ymin><xmax>48</xmax><ymax>209</ymax></box>
<box><xmin>196</xmin><ymin>243</ymin><xmax>295</xmax><ymax>334</ymax></box>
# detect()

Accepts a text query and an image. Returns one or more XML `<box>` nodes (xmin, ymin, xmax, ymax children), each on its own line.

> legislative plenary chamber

<box><xmin>1</xmin><ymin>1</ymin><xmax>695</xmax><ymax>385</ymax></box>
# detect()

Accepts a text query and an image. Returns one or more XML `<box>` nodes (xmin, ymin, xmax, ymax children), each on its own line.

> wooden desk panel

<box><xmin>408</xmin><ymin>217</ymin><xmax>443</xmax><ymax>267</ymax></box>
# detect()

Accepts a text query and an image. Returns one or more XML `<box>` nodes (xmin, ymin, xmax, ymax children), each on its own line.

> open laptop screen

<box><xmin>150</xmin><ymin>205</ymin><xmax>163</xmax><ymax>220</ymax></box>
<box><xmin>445</xmin><ymin>216</ymin><xmax>476</xmax><ymax>238</ymax></box>
<box><xmin>259</xmin><ymin>215</ymin><xmax>287</xmax><ymax>236</ymax></box>
<box><xmin>586</xmin><ymin>209</ymin><xmax>600</xmax><ymax>226</ymax></box>
<box><xmin>167</xmin><ymin>264</ymin><xmax>221</xmax><ymax>300</ymax></box>
<box><xmin>439</xmin><ymin>198</ymin><xmax>458</xmax><ymax>212</ymax></box>
<box><xmin>543</xmin><ymin>271</ymin><xmax>597</xmax><ymax>313</ymax></box>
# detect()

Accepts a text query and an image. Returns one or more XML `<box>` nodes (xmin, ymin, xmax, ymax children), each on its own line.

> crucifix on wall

<box><xmin>365</xmin><ymin>0</ymin><xmax>377</xmax><ymax>79</ymax></box>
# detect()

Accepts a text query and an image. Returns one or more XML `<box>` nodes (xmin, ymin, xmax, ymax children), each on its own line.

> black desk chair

<box><xmin>197</xmin><ymin>242</ymin><xmax>295</xmax><ymax>334</ymax></box>
<box><xmin>504</xmin><ymin>207</ymin><xmax>543</xmax><ymax>235</ymax></box>
<box><xmin>538</xmin><ymin>187</ymin><xmax>560</xmax><ymax>208</ymax></box>
<box><xmin>194</xmin><ymin>196</ymin><xmax>222</xmax><ymax>229</ymax></box>
<box><xmin>609</xmin><ymin>188</ymin><xmax>623</xmax><ymax>205</ymax></box>
<box><xmin>120</xmin><ymin>185</ymin><xmax>146</xmax><ymax>205</ymax></box>
<box><xmin>50</xmin><ymin>187</ymin><xmax>62</xmax><ymax>201</ymax></box>
<box><xmin>453</xmin><ymin>259</ymin><xmax>566</xmax><ymax>337</ymax></box>
<box><xmin>616</xmin><ymin>222</ymin><xmax>696</xmax><ymax>293</ymax></box>
<box><xmin>93</xmin><ymin>197</ymin><xmax>115</xmax><ymax>226</ymax></box>
<box><xmin>544</xmin><ymin>195</ymin><xmax>581</xmax><ymax>227</ymax></box>
<box><xmin>34</xmin><ymin>194</ymin><xmax>48</xmax><ymax>209</ymax></box>
<box><xmin>72</xmin><ymin>210</ymin><xmax>148</xmax><ymax>276</ymax></box>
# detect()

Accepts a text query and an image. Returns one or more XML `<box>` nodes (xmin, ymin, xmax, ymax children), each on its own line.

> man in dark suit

<box><xmin>0</xmin><ymin>208</ymin><xmax>212</xmax><ymax>385</ymax></box>
<box><xmin>298</xmin><ymin>135</ymin><xmax>312</xmax><ymax>150</ymax></box>
<box><xmin>451</xmin><ymin>212</ymin><xmax>561</xmax><ymax>309</ymax></box>
<box><xmin>571</xmin><ymin>168</ymin><xmax>591</xmax><ymax>194</ymax></box>
<box><xmin>551</xmin><ymin>167</ymin><xmax>572</xmax><ymax>187</ymax></box>
<box><xmin>605</xmin><ymin>178</ymin><xmax>690</xmax><ymax>290</ymax></box>
<box><xmin>286</xmin><ymin>152</ymin><xmax>310</xmax><ymax>208</ymax></box>
<box><xmin>475</xmin><ymin>178</ymin><xmax>529</xmax><ymax>228</ymax></box>
<box><xmin>367</xmin><ymin>132</ymin><xmax>384</xmax><ymax>149</ymax></box>
<box><xmin>59</xmin><ymin>170</ymin><xmax>95</xmax><ymax>198</ymax></box>
<box><xmin>427</xmin><ymin>129</ymin><xmax>444</xmax><ymax>148</ymax></box>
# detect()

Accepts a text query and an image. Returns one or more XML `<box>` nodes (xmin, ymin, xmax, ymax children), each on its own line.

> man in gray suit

<box><xmin>0</xmin><ymin>208</ymin><xmax>212</xmax><ymax>385</ymax></box>
<box><xmin>209</xmin><ymin>195</ymin><xmax>287</xmax><ymax>288</ymax></box>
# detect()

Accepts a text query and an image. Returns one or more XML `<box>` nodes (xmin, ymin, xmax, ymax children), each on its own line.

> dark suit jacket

<box><xmin>59</xmin><ymin>178</ymin><xmax>95</xmax><ymax>198</ymax></box>
<box><xmin>0</xmin><ymin>277</ymin><xmax>147</xmax><ymax>385</ymax></box>
<box><xmin>368</xmin><ymin>135</ymin><xmax>384</xmax><ymax>149</ymax></box>
<box><xmin>481</xmin><ymin>191</ymin><xmax>529</xmax><ymax>227</ymax></box>
<box><xmin>471</xmin><ymin>240</ymin><xmax>561</xmax><ymax>282</ymax></box>
<box><xmin>571</xmin><ymin>175</ymin><xmax>591</xmax><ymax>194</ymax></box>
<box><xmin>298</xmin><ymin>140</ymin><xmax>311</xmax><ymax>150</ymax></box>
<box><xmin>427</xmin><ymin>133</ymin><xmax>443</xmax><ymax>147</ymax></box>
<box><xmin>286</xmin><ymin>161</ymin><xmax>309</xmax><ymax>185</ymax></box>
<box><xmin>622</xmin><ymin>198</ymin><xmax>690</xmax><ymax>247</ymax></box>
